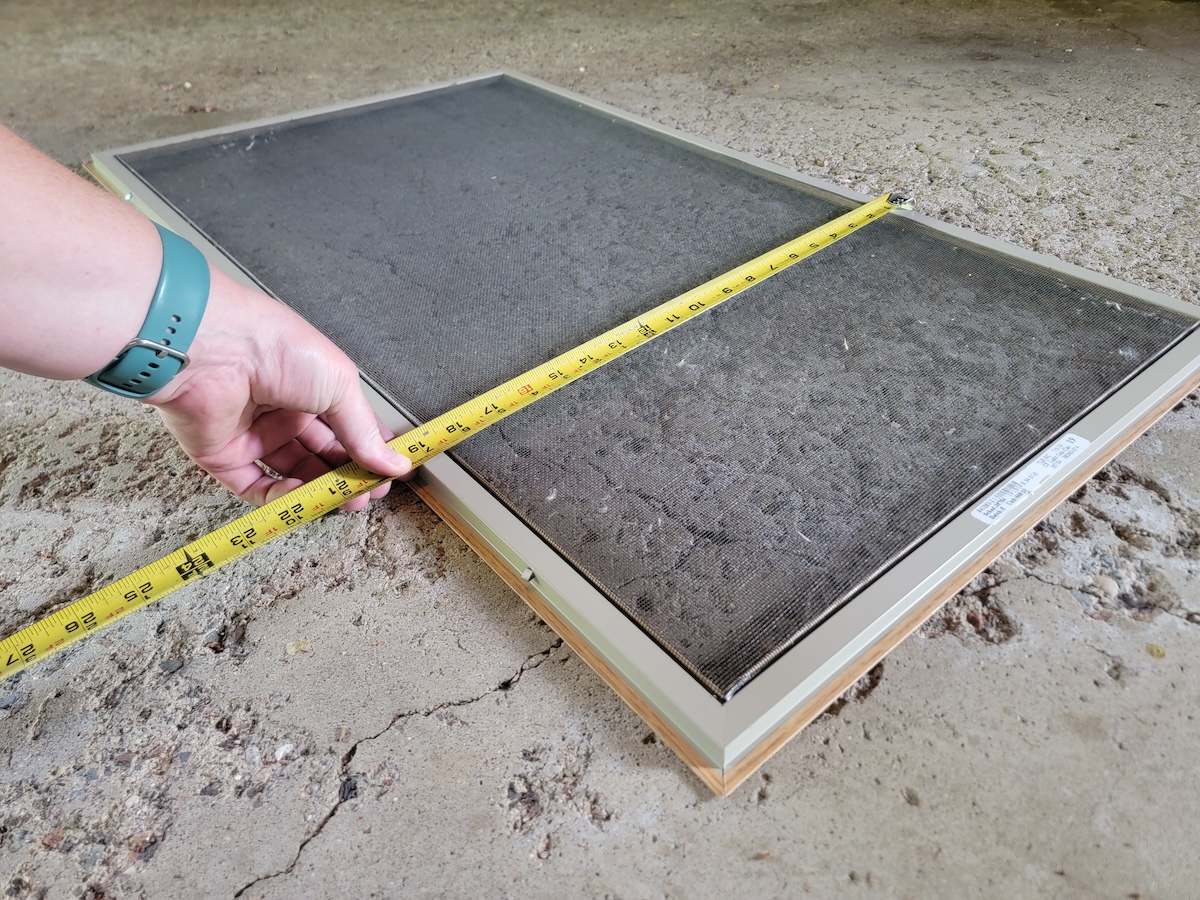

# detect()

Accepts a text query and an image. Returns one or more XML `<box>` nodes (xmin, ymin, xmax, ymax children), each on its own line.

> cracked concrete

<box><xmin>2</xmin><ymin>0</ymin><xmax>1200</xmax><ymax>896</ymax></box>
<box><xmin>234</xmin><ymin>639</ymin><xmax>566</xmax><ymax>898</ymax></box>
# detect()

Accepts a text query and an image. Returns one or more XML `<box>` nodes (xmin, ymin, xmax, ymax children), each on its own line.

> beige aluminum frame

<box><xmin>88</xmin><ymin>72</ymin><xmax>1200</xmax><ymax>795</ymax></box>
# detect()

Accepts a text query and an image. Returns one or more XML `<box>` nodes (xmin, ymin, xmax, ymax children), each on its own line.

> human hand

<box><xmin>0</xmin><ymin>124</ymin><xmax>406</xmax><ymax>509</ymax></box>
<box><xmin>146</xmin><ymin>267</ymin><xmax>411</xmax><ymax>510</ymax></box>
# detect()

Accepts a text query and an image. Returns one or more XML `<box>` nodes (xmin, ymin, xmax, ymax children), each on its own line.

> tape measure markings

<box><xmin>1</xmin><ymin>192</ymin><xmax>910</xmax><ymax>680</ymax></box>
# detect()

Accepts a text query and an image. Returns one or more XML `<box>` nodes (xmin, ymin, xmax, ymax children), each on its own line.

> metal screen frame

<box><xmin>88</xmin><ymin>72</ymin><xmax>1200</xmax><ymax>795</ymax></box>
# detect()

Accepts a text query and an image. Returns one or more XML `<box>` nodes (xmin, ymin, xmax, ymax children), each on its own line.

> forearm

<box><xmin>0</xmin><ymin>124</ymin><xmax>162</xmax><ymax>380</ymax></box>
<box><xmin>0</xmin><ymin>124</ymin><xmax>408</xmax><ymax>503</ymax></box>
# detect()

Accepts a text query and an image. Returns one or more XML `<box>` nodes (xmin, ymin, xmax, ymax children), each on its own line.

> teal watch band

<box><xmin>85</xmin><ymin>223</ymin><xmax>210</xmax><ymax>399</ymax></box>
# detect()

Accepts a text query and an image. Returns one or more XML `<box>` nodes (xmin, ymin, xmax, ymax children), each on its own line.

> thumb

<box><xmin>324</xmin><ymin>377</ymin><xmax>413</xmax><ymax>480</ymax></box>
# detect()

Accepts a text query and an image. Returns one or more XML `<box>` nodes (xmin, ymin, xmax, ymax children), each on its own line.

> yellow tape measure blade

<box><xmin>0</xmin><ymin>461</ymin><xmax>388</xmax><ymax>679</ymax></box>
<box><xmin>0</xmin><ymin>191</ymin><xmax>909</xmax><ymax>680</ymax></box>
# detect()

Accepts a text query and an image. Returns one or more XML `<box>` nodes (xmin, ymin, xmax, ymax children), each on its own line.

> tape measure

<box><xmin>0</xmin><ymin>191</ymin><xmax>911</xmax><ymax>681</ymax></box>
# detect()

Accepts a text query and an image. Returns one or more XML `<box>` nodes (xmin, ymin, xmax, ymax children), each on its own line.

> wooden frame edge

<box><xmin>718</xmin><ymin>371</ymin><xmax>1200</xmax><ymax>795</ymax></box>
<box><xmin>410</xmin><ymin>482</ymin><xmax>730</xmax><ymax>796</ymax></box>
<box><xmin>86</xmin><ymin>148</ymin><xmax>735</xmax><ymax>796</ymax></box>
<box><xmin>415</xmin><ymin>369</ymin><xmax>1200</xmax><ymax>798</ymax></box>
<box><xmin>85</xmin><ymin>109</ymin><xmax>1200</xmax><ymax>801</ymax></box>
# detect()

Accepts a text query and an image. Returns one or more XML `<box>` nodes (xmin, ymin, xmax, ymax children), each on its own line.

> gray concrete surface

<box><xmin>2</xmin><ymin>1</ymin><xmax>1199</xmax><ymax>897</ymax></box>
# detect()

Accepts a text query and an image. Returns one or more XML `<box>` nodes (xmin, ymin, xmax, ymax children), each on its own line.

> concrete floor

<box><xmin>2</xmin><ymin>0</ymin><xmax>1200</xmax><ymax>897</ymax></box>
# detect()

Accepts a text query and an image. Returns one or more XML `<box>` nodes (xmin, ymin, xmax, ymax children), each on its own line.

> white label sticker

<box><xmin>972</xmin><ymin>433</ymin><xmax>1090</xmax><ymax>525</ymax></box>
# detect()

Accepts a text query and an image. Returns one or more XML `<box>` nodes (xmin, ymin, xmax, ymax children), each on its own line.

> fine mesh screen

<box><xmin>119</xmin><ymin>76</ymin><xmax>1196</xmax><ymax>699</ymax></box>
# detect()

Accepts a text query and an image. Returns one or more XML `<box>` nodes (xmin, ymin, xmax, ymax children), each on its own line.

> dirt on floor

<box><xmin>2</xmin><ymin>1</ymin><xmax>1199</xmax><ymax>897</ymax></box>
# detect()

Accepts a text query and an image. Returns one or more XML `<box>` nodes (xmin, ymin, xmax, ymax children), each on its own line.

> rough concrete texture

<box><xmin>1</xmin><ymin>0</ymin><xmax>1199</xmax><ymax>897</ymax></box>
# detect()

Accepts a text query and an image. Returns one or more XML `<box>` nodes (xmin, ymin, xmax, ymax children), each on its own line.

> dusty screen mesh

<box><xmin>120</xmin><ymin>76</ymin><xmax>1195</xmax><ymax>699</ymax></box>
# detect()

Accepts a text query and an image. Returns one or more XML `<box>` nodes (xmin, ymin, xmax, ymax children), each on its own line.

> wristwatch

<box><xmin>84</xmin><ymin>223</ymin><xmax>210</xmax><ymax>398</ymax></box>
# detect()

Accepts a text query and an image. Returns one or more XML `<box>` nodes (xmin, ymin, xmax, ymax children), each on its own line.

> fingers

<box><xmin>260</xmin><ymin>476</ymin><xmax>390</xmax><ymax>512</ymax></box>
<box><xmin>252</xmin><ymin>433</ymin><xmax>394</xmax><ymax>508</ymax></box>
<box><xmin>206</xmin><ymin>461</ymin><xmax>303</xmax><ymax>507</ymax></box>
<box><xmin>206</xmin><ymin>453</ymin><xmax>395</xmax><ymax>509</ymax></box>
<box><xmin>260</xmin><ymin>435</ymin><xmax>338</xmax><ymax>484</ymax></box>
<box><xmin>321</xmin><ymin>374</ymin><xmax>412</xmax><ymax>482</ymax></box>
<box><xmin>264</xmin><ymin>475</ymin><xmax>388</xmax><ymax>518</ymax></box>
<box><xmin>205</xmin><ymin>405</ymin><xmax>403</xmax><ymax>509</ymax></box>
<box><xmin>340</xmin><ymin>481</ymin><xmax>391</xmax><ymax>513</ymax></box>
<box><xmin>148</xmin><ymin>279</ymin><xmax>412</xmax><ymax>511</ymax></box>
<box><xmin>263</xmin><ymin>476</ymin><xmax>307</xmax><ymax>505</ymax></box>
<box><xmin>222</xmin><ymin>408</ymin><xmax>319</xmax><ymax>464</ymax></box>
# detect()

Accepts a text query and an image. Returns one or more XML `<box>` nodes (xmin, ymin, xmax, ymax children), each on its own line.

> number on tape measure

<box><xmin>0</xmin><ymin>192</ymin><xmax>911</xmax><ymax>681</ymax></box>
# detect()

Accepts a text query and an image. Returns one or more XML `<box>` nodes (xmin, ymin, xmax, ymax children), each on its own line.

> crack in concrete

<box><xmin>1110</xmin><ymin>24</ymin><xmax>1147</xmax><ymax>49</ymax></box>
<box><xmin>961</xmin><ymin>575</ymin><xmax>1009</xmax><ymax>596</ymax></box>
<box><xmin>1100</xmin><ymin>19</ymin><xmax>1200</xmax><ymax>77</ymax></box>
<box><xmin>1018</xmin><ymin>563</ymin><xmax>1200</xmax><ymax>627</ymax></box>
<box><xmin>9</xmin><ymin>563</ymin><xmax>101</xmax><ymax>638</ymax></box>
<box><xmin>232</xmin><ymin>638</ymin><xmax>564</xmax><ymax>898</ymax></box>
<box><xmin>1154</xmin><ymin>606</ymin><xmax>1200</xmax><ymax>627</ymax></box>
<box><xmin>1018</xmin><ymin>570</ymin><xmax>1066</xmax><ymax>591</ymax></box>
